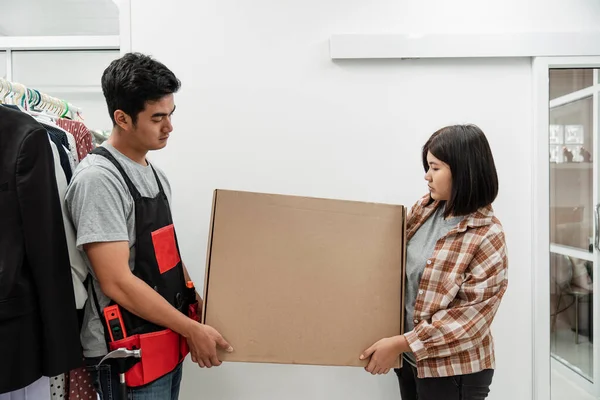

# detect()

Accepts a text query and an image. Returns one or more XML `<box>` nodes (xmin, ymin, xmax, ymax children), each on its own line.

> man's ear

<box><xmin>114</xmin><ymin>110</ymin><xmax>132</xmax><ymax>131</ymax></box>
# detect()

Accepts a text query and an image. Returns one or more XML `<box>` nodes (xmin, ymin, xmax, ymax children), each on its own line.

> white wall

<box><xmin>129</xmin><ymin>1</ymin><xmax>600</xmax><ymax>399</ymax></box>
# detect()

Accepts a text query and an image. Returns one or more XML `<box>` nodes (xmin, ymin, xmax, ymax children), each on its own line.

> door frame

<box><xmin>533</xmin><ymin>57</ymin><xmax>600</xmax><ymax>400</ymax></box>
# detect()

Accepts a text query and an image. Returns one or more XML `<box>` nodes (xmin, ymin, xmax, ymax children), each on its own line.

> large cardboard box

<box><xmin>202</xmin><ymin>190</ymin><xmax>406</xmax><ymax>368</ymax></box>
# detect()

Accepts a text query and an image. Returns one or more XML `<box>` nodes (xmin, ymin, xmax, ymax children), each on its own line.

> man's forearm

<box><xmin>102</xmin><ymin>274</ymin><xmax>195</xmax><ymax>338</ymax></box>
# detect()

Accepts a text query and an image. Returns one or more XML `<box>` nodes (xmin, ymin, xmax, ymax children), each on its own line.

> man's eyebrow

<box><xmin>151</xmin><ymin>105</ymin><xmax>176</xmax><ymax>118</ymax></box>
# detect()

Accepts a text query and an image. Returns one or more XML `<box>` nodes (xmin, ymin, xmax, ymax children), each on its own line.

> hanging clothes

<box><xmin>0</xmin><ymin>86</ymin><xmax>98</xmax><ymax>400</ymax></box>
<box><xmin>42</xmin><ymin>123</ymin><xmax>74</xmax><ymax>183</ymax></box>
<box><xmin>65</xmin><ymin>368</ymin><xmax>95</xmax><ymax>400</ymax></box>
<box><xmin>63</xmin><ymin>144</ymin><xmax>77</xmax><ymax>178</ymax></box>
<box><xmin>56</xmin><ymin>119</ymin><xmax>95</xmax><ymax>161</ymax></box>
<box><xmin>0</xmin><ymin>105</ymin><xmax>82</xmax><ymax>394</ymax></box>
<box><xmin>45</xmin><ymin>124</ymin><xmax>79</xmax><ymax>172</ymax></box>
<box><xmin>64</xmin><ymin>131</ymin><xmax>79</xmax><ymax>164</ymax></box>
<box><xmin>48</xmin><ymin>138</ymin><xmax>88</xmax><ymax>309</ymax></box>
<box><xmin>90</xmin><ymin>129</ymin><xmax>110</xmax><ymax>147</ymax></box>
<box><xmin>42</xmin><ymin>116</ymin><xmax>98</xmax><ymax>400</ymax></box>
<box><xmin>49</xmin><ymin>376</ymin><xmax>65</xmax><ymax>400</ymax></box>
<box><xmin>0</xmin><ymin>377</ymin><xmax>50</xmax><ymax>400</ymax></box>
<box><xmin>47</xmin><ymin>120</ymin><xmax>97</xmax><ymax>400</ymax></box>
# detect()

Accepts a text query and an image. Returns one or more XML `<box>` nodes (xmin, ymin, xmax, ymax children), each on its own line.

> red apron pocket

<box><xmin>138</xmin><ymin>329</ymin><xmax>180</xmax><ymax>385</ymax></box>
<box><xmin>151</xmin><ymin>224</ymin><xmax>181</xmax><ymax>274</ymax></box>
<box><xmin>108</xmin><ymin>330</ymin><xmax>183</xmax><ymax>387</ymax></box>
<box><xmin>108</xmin><ymin>335</ymin><xmax>144</xmax><ymax>386</ymax></box>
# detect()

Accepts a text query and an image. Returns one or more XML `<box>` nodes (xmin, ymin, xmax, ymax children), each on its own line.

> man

<box><xmin>66</xmin><ymin>52</ymin><xmax>232</xmax><ymax>399</ymax></box>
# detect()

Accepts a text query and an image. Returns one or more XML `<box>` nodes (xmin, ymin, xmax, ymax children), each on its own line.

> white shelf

<box><xmin>0</xmin><ymin>36</ymin><xmax>119</xmax><ymax>51</ymax></box>
<box><xmin>32</xmin><ymin>86</ymin><xmax>103</xmax><ymax>95</ymax></box>
<box><xmin>550</xmin><ymin>243</ymin><xmax>594</xmax><ymax>262</ymax></box>
<box><xmin>329</xmin><ymin>32</ymin><xmax>600</xmax><ymax>60</ymax></box>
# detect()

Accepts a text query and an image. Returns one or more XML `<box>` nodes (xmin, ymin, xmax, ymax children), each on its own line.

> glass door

<box><xmin>550</xmin><ymin>68</ymin><xmax>599</xmax><ymax>399</ymax></box>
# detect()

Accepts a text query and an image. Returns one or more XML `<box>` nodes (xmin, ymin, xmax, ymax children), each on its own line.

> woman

<box><xmin>360</xmin><ymin>124</ymin><xmax>508</xmax><ymax>400</ymax></box>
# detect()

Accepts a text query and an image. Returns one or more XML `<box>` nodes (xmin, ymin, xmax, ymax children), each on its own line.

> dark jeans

<box><xmin>395</xmin><ymin>364</ymin><xmax>494</xmax><ymax>400</ymax></box>
<box><xmin>84</xmin><ymin>357</ymin><xmax>183</xmax><ymax>400</ymax></box>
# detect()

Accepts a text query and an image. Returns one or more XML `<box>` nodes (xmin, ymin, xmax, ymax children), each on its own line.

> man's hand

<box><xmin>360</xmin><ymin>335</ymin><xmax>407</xmax><ymax>375</ymax></box>
<box><xmin>185</xmin><ymin>322</ymin><xmax>233</xmax><ymax>368</ymax></box>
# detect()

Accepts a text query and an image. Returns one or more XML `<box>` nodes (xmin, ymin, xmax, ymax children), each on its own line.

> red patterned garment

<box><xmin>66</xmin><ymin>366</ymin><xmax>96</xmax><ymax>400</ymax></box>
<box><xmin>56</xmin><ymin>119</ymin><xmax>94</xmax><ymax>161</ymax></box>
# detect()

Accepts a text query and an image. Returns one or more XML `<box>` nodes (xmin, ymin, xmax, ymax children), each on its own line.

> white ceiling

<box><xmin>0</xmin><ymin>0</ymin><xmax>119</xmax><ymax>36</ymax></box>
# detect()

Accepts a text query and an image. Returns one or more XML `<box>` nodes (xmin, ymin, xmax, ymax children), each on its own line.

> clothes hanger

<box><xmin>0</xmin><ymin>79</ymin><xmax>10</xmax><ymax>103</ymax></box>
<box><xmin>31</xmin><ymin>92</ymin><xmax>60</xmax><ymax>123</ymax></box>
<box><xmin>27</xmin><ymin>88</ymin><xmax>41</xmax><ymax>112</ymax></box>
<box><xmin>11</xmin><ymin>83</ymin><xmax>29</xmax><ymax>112</ymax></box>
<box><xmin>0</xmin><ymin>78</ymin><xmax>84</xmax><ymax>122</ymax></box>
<box><xmin>2</xmin><ymin>80</ymin><xmax>16</xmax><ymax>105</ymax></box>
<box><xmin>60</xmin><ymin>100</ymin><xmax>69</xmax><ymax>119</ymax></box>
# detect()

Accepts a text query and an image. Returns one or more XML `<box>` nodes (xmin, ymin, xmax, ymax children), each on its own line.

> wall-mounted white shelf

<box><xmin>0</xmin><ymin>36</ymin><xmax>119</xmax><ymax>51</ymax></box>
<box><xmin>30</xmin><ymin>86</ymin><xmax>104</xmax><ymax>95</ymax></box>
<box><xmin>330</xmin><ymin>32</ymin><xmax>600</xmax><ymax>60</ymax></box>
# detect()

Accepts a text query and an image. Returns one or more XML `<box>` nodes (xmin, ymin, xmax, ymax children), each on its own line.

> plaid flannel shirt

<box><xmin>403</xmin><ymin>194</ymin><xmax>508</xmax><ymax>378</ymax></box>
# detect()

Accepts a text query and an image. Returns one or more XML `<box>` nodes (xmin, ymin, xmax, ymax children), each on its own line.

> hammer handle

<box><xmin>119</xmin><ymin>374</ymin><xmax>128</xmax><ymax>400</ymax></box>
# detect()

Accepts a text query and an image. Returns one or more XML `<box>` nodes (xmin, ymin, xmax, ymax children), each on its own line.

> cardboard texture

<box><xmin>202</xmin><ymin>190</ymin><xmax>406</xmax><ymax>368</ymax></box>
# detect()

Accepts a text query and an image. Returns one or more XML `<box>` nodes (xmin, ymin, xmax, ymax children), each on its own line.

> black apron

<box><xmin>90</xmin><ymin>147</ymin><xmax>191</xmax><ymax>387</ymax></box>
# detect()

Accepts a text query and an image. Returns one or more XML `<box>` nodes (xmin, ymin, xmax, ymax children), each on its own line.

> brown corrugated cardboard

<box><xmin>202</xmin><ymin>190</ymin><xmax>406</xmax><ymax>368</ymax></box>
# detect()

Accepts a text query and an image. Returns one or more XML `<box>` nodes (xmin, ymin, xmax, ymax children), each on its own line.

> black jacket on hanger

<box><xmin>0</xmin><ymin>106</ymin><xmax>82</xmax><ymax>394</ymax></box>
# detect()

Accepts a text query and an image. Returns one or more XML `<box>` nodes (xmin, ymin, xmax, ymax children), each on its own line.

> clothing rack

<box><xmin>0</xmin><ymin>77</ymin><xmax>84</xmax><ymax>121</ymax></box>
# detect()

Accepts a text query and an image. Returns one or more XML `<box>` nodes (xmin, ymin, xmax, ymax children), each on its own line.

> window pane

<box><xmin>550</xmin><ymin>253</ymin><xmax>593</xmax><ymax>380</ymax></box>
<box><xmin>12</xmin><ymin>50</ymin><xmax>119</xmax><ymax>131</ymax></box>
<box><xmin>549</xmin><ymin>96</ymin><xmax>593</xmax><ymax>251</ymax></box>
<box><xmin>12</xmin><ymin>50</ymin><xmax>118</xmax><ymax>88</ymax></box>
<box><xmin>550</xmin><ymin>69</ymin><xmax>594</xmax><ymax>100</ymax></box>
<box><xmin>0</xmin><ymin>52</ymin><xmax>6</xmax><ymax>79</ymax></box>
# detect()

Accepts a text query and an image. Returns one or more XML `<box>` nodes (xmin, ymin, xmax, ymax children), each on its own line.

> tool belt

<box><xmin>108</xmin><ymin>327</ymin><xmax>190</xmax><ymax>387</ymax></box>
<box><xmin>103</xmin><ymin>298</ymin><xmax>199</xmax><ymax>387</ymax></box>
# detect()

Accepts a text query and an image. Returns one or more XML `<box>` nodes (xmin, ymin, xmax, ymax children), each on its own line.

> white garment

<box><xmin>49</xmin><ymin>138</ymin><xmax>88</xmax><ymax>308</ymax></box>
<box><xmin>62</xmin><ymin>144</ymin><xmax>77</xmax><ymax>177</ymax></box>
<box><xmin>48</xmin><ymin>376</ymin><xmax>65</xmax><ymax>400</ymax></box>
<box><xmin>0</xmin><ymin>377</ymin><xmax>50</xmax><ymax>400</ymax></box>
<box><xmin>65</xmin><ymin>131</ymin><xmax>79</xmax><ymax>163</ymax></box>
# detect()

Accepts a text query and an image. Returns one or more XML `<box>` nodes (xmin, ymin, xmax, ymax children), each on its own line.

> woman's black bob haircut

<box><xmin>423</xmin><ymin>124</ymin><xmax>499</xmax><ymax>217</ymax></box>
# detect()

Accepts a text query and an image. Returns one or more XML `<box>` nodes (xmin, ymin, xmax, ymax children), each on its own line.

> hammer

<box><xmin>97</xmin><ymin>348</ymin><xmax>142</xmax><ymax>400</ymax></box>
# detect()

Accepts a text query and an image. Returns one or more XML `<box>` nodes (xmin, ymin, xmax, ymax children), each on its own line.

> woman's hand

<box><xmin>360</xmin><ymin>335</ymin><xmax>409</xmax><ymax>375</ymax></box>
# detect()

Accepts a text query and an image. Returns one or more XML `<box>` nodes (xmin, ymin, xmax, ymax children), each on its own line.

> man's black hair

<box><xmin>102</xmin><ymin>52</ymin><xmax>181</xmax><ymax>126</ymax></box>
<box><xmin>422</xmin><ymin>124</ymin><xmax>499</xmax><ymax>217</ymax></box>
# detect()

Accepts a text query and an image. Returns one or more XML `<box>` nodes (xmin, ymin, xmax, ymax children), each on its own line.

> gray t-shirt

<box><xmin>65</xmin><ymin>142</ymin><xmax>172</xmax><ymax>358</ymax></box>
<box><xmin>403</xmin><ymin>205</ymin><xmax>461</xmax><ymax>366</ymax></box>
